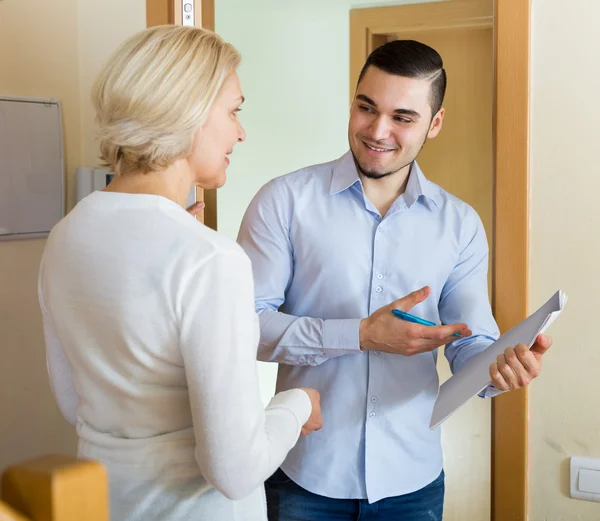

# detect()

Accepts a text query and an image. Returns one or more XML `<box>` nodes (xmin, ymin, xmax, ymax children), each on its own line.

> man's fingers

<box><xmin>497</xmin><ymin>353</ymin><xmax>518</xmax><ymax>390</ymax></box>
<box><xmin>418</xmin><ymin>324</ymin><xmax>471</xmax><ymax>341</ymax></box>
<box><xmin>530</xmin><ymin>334</ymin><xmax>552</xmax><ymax>358</ymax></box>
<box><xmin>489</xmin><ymin>362</ymin><xmax>510</xmax><ymax>391</ymax></box>
<box><xmin>514</xmin><ymin>344</ymin><xmax>532</xmax><ymax>370</ymax></box>
<box><xmin>504</xmin><ymin>347</ymin><xmax>532</xmax><ymax>387</ymax></box>
<box><xmin>514</xmin><ymin>344</ymin><xmax>541</xmax><ymax>379</ymax></box>
<box><xmin>395</xmin><ymin>286</ymin><xmax>431</xmax><ymax>312</ymax></box>
<box><xmin>399</xmin><ymin>325</ymin><xmax>471</xmax><ymax>355</ymax></box>
<box><xmin>491</xmin><ymin>346</ymin><xmax>543</xmax><ymax>391</ymax></box>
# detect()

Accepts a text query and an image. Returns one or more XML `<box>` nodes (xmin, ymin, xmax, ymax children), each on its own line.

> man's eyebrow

<box><xmin>356</xmin><ymin>94</ymin><xmax>420</xmax><ymax>118</ymax></box>
<box><xmin>357</xmin><ymin>94</ymin><xmax>377</xmax><ymax>106</ymax></box>
<box><xmin>393</xmin><ymin>108</ymin><xmax>421</xmax><ymax>118</ymax></box>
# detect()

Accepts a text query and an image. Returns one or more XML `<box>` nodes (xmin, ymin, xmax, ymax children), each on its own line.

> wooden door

<box><xmin>351</xmin><ymin>1</ymin><xmax>532</xmax><ymax>519</ymax></box>
<box><xmin>146</xmin><ymin>0</ymin><xmax>217</xmax><ymax>230</ymax></box>
<box><xmin>387</xmin><ymin>25</ymin><xmax>494</xmax><ymax>521</ymax></box>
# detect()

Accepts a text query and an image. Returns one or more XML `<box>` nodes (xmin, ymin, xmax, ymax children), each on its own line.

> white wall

<box><xmin>215</xmin><ymin>0</ymin><xmax>440</xmax><ymax>242</ymax></box>
<box><xmin>215</xmin><ymin>0</ymin><xmax>348</xmax><ymax>242</ymax></box>
<box><xmin>529</xmin><ymin>0</ymin><xmax>600</xmax><ymax>519</ymax></box>
<box><xmin>0</xmin><ymin>0</ymin><xmax>144</xmax><ymax>471</ymax></box>
<box><xmin>215</xmin><ymin>0</ymin><xmax>435</xmax><ymax>403</ymax></box>
<box><xmin>215</xmin><ymin>0</ymin><xmax>353</xmax><ymax>404</ymax></box>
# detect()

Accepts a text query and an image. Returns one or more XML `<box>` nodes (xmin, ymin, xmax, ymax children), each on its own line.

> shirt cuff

<box><xmin>322</xmin><ymin>318</ymin><xmax>362</xmax><ymax>354</ymax></box>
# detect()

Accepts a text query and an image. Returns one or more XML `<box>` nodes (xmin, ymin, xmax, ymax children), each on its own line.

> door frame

<box><xmin>146</xmin><ymin>0</ymin><xmax>218</xmax><ymax>230</ymax></box>
<box><xmin>350</xmin><ymin>1</ymin><xmax>530</xmax><ymax>520</ymax></box>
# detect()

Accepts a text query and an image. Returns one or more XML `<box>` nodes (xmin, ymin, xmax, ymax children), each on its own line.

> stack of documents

<box><xmin>430</xmin><ymin>290</ymin><xmax>568</xmax><ymax>429</ymax></box>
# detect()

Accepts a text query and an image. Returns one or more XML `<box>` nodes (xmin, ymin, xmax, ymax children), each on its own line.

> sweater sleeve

<box><xmin>39</xmin><ymin>261</ymin><xmax>79</xmax><ymax>427</ymax></box>
<box><xmin>178</xmin><ymin>247</ymin><xmax>311</xmax><ymax>500</ymax></box>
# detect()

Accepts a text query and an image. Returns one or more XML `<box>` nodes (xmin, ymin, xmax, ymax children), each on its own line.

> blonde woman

<box><xmin>38</xmin><ymin>25</ymin><xmax>322</xmax><ymax>521</ymax></box>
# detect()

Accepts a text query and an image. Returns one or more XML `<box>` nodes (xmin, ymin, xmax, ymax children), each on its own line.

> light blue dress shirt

<box><xmin>237</xmin><ymin>151</ymin><xmax>500</xmax><ymax>503</ymax></box>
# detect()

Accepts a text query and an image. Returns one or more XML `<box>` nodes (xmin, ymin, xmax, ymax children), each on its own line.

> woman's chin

<box><xmin>197</xmin><ymin>171</ymin><xmax>227</xmax><ymax>190</ymax></box>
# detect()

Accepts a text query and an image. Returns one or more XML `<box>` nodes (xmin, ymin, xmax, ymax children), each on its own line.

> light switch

<box><xmin>579</xmin><ymin>468</ymin><xmax>600</xmax><ymax>494</ymax></box>
<box><xmin>182</xmin><ymin>0</ymin><xmax>194</xmax><ymax>26</ymax></box>
<box><xmin>570</xmin><ymin>457</ymin><xmax>600</xmax><ymax>503</ymax></box>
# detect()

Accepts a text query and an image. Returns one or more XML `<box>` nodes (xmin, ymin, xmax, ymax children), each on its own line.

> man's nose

<box><xmin>368</xmin><ymin>116</ymin><xmax>392</xmax><ymax>141</ymax></box>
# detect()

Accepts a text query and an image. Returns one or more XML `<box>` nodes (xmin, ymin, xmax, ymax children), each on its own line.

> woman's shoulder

<box><xmin>168</xmin><ymin>216</ymin><xmax>250</xmax><ymax>273</ymax></box>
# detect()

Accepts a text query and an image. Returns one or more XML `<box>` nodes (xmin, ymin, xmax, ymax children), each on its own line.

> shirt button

<box><xmin>375</xmin><ymin>286</ymin><xmax>382</xmax><ymax>293</ymax></box>
<box><xmin>371</xmin><ymin>396</ymin><xmax>378</xmax><ymax>403</ymax></box>
<box><xmin>369</xmin><ymin>412</ymin><xmax>376</xmax><ymax>418</ymax></box>
<box><xmin>373</xmin><ymin>351</ymin><xmax>380</xmax><ymax>355</ymax></box>
<box><xmin>376</xmin><ymin>273</ymin><xmax>383</xmax><ymax>280</ymax></box>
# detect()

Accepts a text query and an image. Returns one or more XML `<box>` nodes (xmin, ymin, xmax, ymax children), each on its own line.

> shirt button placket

<box><xmin>369</xmin><ymin>396</ymin><xmax>381</xmax><ymax>419</ymax></box>
<box><xmin>372</xmin><ymin>223</ymin><xmax>385</xmax><ymax>303</ymax></box>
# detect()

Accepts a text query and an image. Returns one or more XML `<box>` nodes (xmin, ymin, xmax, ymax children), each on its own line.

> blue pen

<box><xmin>391</xmin><ymin>309</ymin><xmax>462</xmax><ymax>337</ymax></box>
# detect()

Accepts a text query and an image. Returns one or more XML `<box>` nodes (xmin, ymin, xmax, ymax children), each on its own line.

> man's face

<box><xmin>348</xmin><ymin>66</ymin><xmax>444</xmax><ymax>179</ymax></box>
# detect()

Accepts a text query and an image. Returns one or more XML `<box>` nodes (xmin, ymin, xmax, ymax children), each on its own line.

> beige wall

<box><xmin>0</xmin><ymin>0</ymin><xmax>144</xmax><ymax>471</ymax></box>
<box><xmin>77</xmin><ymin>0</ymin><xmax>146</xmax><ymax>171</ymax></box>
<box><xmin>529</xmin><ymin>0</ymin><xmax>600</xmax><ymax>519</ymax></box>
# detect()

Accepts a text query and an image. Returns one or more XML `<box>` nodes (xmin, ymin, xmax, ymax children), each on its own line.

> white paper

<box><xmin>430</xmin><ymin>290</ymin><xmax>567</xmax><ymax>430</ymax></box>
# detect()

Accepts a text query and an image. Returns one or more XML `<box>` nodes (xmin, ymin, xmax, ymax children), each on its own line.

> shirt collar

<box><xmin>330</xmin><ymin>151</ymin><xmax>441</xmax><ymax>210</ymax></box>
<box><xmin>329</xmin><ymin>151</ymin><xmax>361</xmax><ymax>195</ymax></box>
<box><xmin>404</xmin><ymin>161</ymin><xmax>441</xmax><ymax>210</ymax></box>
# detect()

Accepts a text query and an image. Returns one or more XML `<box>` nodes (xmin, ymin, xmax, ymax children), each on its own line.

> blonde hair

<box><xmin>91</xmin><ymin>25</ymin><xmax>240</xmax><ymax>176</ymax></box>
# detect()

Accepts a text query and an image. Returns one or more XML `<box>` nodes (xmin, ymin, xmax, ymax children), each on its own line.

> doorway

<box><xmin>351</xmin><ymin>1</ymin><xmax>530</xmax><ymax>520</ymax></box>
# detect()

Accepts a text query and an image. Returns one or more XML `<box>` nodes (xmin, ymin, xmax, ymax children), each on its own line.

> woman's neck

<box><xmin>103</xmin><ymin>162</ymin><xmax>194</xmax><ymax>208</ymax></box>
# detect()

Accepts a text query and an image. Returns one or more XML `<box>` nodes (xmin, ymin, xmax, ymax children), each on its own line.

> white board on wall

<box><xmin>0</xmin><ymin>96</ymin><xmax>65</xmax><ymax>241</ymax></box>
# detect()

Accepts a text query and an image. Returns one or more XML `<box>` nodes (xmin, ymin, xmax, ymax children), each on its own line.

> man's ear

<box><xmin>428</xmin><ymin>107</ymin><xmax>445</xmax><ymax>139</ymax></box>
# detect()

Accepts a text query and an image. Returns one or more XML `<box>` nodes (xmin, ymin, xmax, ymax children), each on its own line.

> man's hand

<box><xmin>489</xmin><ymin>334</ymin><xmax>552</xmax><ymax>391</ymax></box>
<box><xmin>359</xmin><ymin>286</ymin><xmax>472</xmax><ymax>356</ymax></box>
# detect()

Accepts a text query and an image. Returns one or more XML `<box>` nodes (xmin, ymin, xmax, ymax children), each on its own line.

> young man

<box><xmin>238</xmin><ymin>40</ymin><xmax>552</xmax><ymax>521</ymax></box>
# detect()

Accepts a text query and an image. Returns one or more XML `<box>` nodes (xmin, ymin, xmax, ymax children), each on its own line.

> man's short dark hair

<box><xmin>357</xmin><ymin>40</ymin><xmax>447</xmax><ymax>117</ymax></box>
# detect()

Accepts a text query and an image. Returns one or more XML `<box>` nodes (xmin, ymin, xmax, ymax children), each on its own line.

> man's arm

<box><xmin>438</xmin><ymin>210</ymin><xmax>503</xmax><ymax>397</ymax></box>
<box><xmin>439</xmin><ymin>209</ymin><xmax>553</xmax><ymax>395</ymax></box>
<box><xmin>237</xmin><ymin>179</ymin><xmax>362</xmax><ymax>367</ymax></box>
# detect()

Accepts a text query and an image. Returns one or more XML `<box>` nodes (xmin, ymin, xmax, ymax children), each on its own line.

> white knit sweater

<box><xmin>38</xmin><ymin>191</ymin><xmax>311</xmax><ymax>521</ymax></box>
